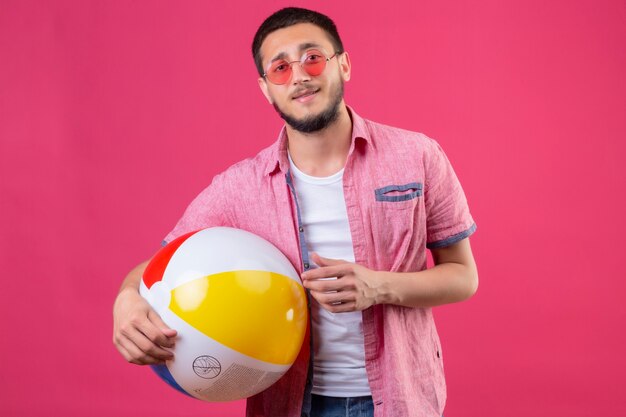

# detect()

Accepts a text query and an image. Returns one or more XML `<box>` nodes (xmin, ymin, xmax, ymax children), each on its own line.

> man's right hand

<box><xmin>112</xmin><ymin>261</ymin><xmax>178</xmax><ymax>365</ymax></box>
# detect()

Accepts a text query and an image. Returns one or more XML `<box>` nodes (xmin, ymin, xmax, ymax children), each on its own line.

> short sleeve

<box><xmin>424</xmin><ymin>138</ymin><xmax>476</xmax><ymax>249</ymax></box>
<box><xmin>161</xmin><ymin>171</ymin><xmax>234</xmax><ymax>246</ymax></box>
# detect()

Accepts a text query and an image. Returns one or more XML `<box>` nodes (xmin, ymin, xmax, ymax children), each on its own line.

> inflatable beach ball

<box><xmin>140</xmin><ymin>227</ymin><xmax>308</xmax><ymax>402</ymax></box>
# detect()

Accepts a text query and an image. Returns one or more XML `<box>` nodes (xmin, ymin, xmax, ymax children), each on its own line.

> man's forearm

<box><xmin>375</xmin><ymin>261</ymin><xmax>478</xmax><ymax>308</ymax></box>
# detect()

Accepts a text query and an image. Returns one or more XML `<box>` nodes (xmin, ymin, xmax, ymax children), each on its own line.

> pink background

<box><xmin>1</xmin><ymin>0</ymin><xmax>625</xmax><ymax>416</ymax></box>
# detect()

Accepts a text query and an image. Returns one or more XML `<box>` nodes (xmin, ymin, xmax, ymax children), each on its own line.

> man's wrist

<box><xmin>118</xmin><ymin>284</ymin><xmax>141</xmax><ymax>300</ymax></box>
<box><xmin>373</xmin><ymin>270</ymin><xmax>427</xmax><ymax>307</ymax></box>
<box><xmin>373</xmin><ymin>271</ymin><xmax>396</xmax><ymax>305</ymax></box>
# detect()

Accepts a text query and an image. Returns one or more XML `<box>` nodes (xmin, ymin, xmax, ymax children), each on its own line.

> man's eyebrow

<box><xmin>298</xmin><ymin>42</ymin><xmax>322</xmax><ymax>51</ymax></box>
<box><xmin>269</xmin><ymin>42</ymin><xmax>324</xmax><ymax>63</ymax></box>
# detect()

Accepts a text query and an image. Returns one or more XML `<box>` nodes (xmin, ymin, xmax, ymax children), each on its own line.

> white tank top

<box><xmin>288</xmin><ymin>152</ymin><xmax>371</xmax><ymax>397</ymax></box>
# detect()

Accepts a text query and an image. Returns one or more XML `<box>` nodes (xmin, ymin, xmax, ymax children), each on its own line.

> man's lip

<box><xmin>292</xmin><ymin>89</ymin><xmax>320</xmax><ymax>99</ymax></box>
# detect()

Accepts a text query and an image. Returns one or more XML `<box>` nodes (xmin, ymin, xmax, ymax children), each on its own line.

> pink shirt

<box><xmin>164</xmin><ymin>106</ymin><xmax>476</xmax><ymax>417</ymax></box>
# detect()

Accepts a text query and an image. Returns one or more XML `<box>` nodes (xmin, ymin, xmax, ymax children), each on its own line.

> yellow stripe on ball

<box><xmin>169</xmin><ymin>270</ymin><xmax>307</xmax><ymax>365</ymax></box>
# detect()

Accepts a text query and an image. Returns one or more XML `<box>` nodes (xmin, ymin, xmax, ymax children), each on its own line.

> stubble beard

<box><xmin>273</xmin><ymin>81</ymin><xmax>344</xmax><ymax>134</ymax></box>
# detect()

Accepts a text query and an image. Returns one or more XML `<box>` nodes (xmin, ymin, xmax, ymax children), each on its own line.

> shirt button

<box><xmin>304</xmin><ymin>262</ymin><xmax>309</xmax><ymax>269</ymax></box>
<box><xmin>299</xmin><ymin>226</ymin><xmax>304</xmax><ymax>232</ymax></box>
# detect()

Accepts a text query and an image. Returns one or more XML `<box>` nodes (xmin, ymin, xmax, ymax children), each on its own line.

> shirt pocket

<box><xmin>374</xmin><ymin>182</ymin><xmax>423</xmax><ymax>209</ymax></box>
<box><xmin>369</xmin><ymin>182</ymin><xmax>423</xmax><ymax>271</ymax></box>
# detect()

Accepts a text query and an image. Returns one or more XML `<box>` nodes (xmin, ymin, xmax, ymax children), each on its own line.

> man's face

<box><xmin>257</xmin><ymin>23</ymin><xmax>351</xmax><ymax>133</ymax></box>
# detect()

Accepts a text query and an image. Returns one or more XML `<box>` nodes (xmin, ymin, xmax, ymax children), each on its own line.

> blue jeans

<box><xmin>309</xmin><ymin>394</ymin><xmax>374</xmax><ymax>417</ymax></box>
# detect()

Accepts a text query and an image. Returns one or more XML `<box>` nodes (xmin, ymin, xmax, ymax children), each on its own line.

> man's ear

<box><xmin>257</xmin><ymin>77</ymin><xmax>273</xmax><ymax>104</ymax></box>
<box><xmin>338</xmin><ymin>51</ymin><xmax>351</xmax><ymax>82</ymax></box>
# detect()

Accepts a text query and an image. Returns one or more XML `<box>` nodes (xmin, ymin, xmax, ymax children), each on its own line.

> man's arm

<box><xmin>378</xmin><ymin>237</ymin><xmax>478</xmax><ymax>307</ymax></box>
<box><xmin>301</xmin><ymin>237</ymin><xmax>478</xmax><ymax>312</ymax></box>
<box><xmin>112</xmin><ymin>260</ymin><xmax>178</xmax><ymax>364</ymax></box>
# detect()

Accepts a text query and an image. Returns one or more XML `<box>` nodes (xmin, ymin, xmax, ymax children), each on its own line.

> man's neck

<box><xmin>286</xmin><ymin>103</ymin><xmax>352</xmax><ymax>177</ymax></box>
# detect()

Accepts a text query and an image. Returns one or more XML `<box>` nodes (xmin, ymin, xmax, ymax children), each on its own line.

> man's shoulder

<box><xmin>214</xmin><ymin>140</ymin><xmax>277</xmax><ymax>183</ymax></box>
<box><xmin>361</xmin><ymin>116</ymin><xmax>439</xmax><ymax>153</ymax></box>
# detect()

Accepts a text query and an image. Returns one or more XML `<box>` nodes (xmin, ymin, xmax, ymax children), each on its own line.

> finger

<box><xmin>118</xmin><ymin>335</ymin><xmax>169</xmax><ymax>365</ymax></box>
<box><xmin>303</xmin><ymin>277</ymin><xmax>348</xmax><ymax>293</ymax></box>
<box><xmin>125</xmin><ymin>326</ymin><xmax>175</xmax><ymax>361</ymax></box>
<box><xmin>147</xmin><ymin>310</ymin><xmax>178</xmax><ymax>345</ymax></box>
<box><xmin>321</xmin><ymin>300</ymin><xmax>357</xmax><ymax>314</ymax></box>
<box><xmin>117</xmin><ymin>341</ymin><xmax>160</xmax><ymax>365</ymax></box>
<box><xmin>312</xmin><ymin>290</ymin><xmax>354</xmax><ymax>305</ymax></box>
<box><xmin>116</xmin><ymin>342</ymin><xmax>141</xmax><ymax>364</ymax></box>
<box><xmin>329</xmin><ymin>301</ymin><xmax>357</xmax><ymax>313</ymax></box>
<box><xmin>135</xmin><ymin>332</ymin><xmax>175</xmax><ymax>360</ymax></box>
<box><xmin>116</xmin><ymin>343</ymin><xmax>133</xmax><ymax>362</ymax></box>
<box><xmin>310</xmin><ymin>252</ymin><xmax>348</xmax><ymax>267</ymax></box>
<box><xmin>302</xmin><ymin>265</ymin><xmax>349</xmax><ymax>281</ymax></box>
<box><xmin>135</xmin><ymin>311</ymin><xmax>175</xmax><ymax>349</ymax></box>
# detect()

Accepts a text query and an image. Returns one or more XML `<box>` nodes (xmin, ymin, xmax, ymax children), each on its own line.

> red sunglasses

<box><xmin>263</xmin><ymin>50</ymin><xmax>340</xmax><ymax>85</ymax></box>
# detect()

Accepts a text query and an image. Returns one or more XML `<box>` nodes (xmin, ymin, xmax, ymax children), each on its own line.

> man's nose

<box><xmin>290</xmin><ymin>62</ymin><xmax>311</xmax><ymax>84</ymax></box>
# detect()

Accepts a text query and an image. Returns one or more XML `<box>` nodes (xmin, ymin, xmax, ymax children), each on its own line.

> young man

<box><xmin>113</xmin><ymin>7</ymin><xmax>478</xmax><ymax>417</ymax></box>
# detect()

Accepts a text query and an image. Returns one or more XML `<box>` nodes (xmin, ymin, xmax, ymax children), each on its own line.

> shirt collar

<box><xmin>264</xmin><ymin>105</ymin><xmax>371</xmax><ymax>177</ymax></box>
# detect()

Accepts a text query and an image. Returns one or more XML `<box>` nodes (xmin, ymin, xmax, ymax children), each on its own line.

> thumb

<box><xmin>310</xmin><ymin>252</ymin><xmax>346</xmax><ymax>267</ymax></box>
<box><xmin>148</xmin><ymin>309</ymin><xmax>177</xmax><ymax>337</ymax></box>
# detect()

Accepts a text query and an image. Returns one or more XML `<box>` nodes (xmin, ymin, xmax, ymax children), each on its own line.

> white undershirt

<box><xmin>288</xmin><ymin>152</ymin><xmax>371</xmax><ymax>397</ymax></box>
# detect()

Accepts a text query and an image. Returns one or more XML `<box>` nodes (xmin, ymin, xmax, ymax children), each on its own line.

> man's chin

<box><xmin>274</xmin><ymin>100</ymin><xmax>342</xmax><ymax>134</ymax></box>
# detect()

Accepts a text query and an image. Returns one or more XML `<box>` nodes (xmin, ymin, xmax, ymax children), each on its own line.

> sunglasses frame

<box><xmin>263</xmin><ymin>50</ymin><xmax>340</xmax><ymax>85</ymax></box>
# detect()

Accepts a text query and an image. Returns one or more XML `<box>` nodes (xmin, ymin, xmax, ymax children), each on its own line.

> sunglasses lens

<box><xmin>302</xmin><ymin>51</ymin><xmax>326</xmax><ymax>76</ymax></box>
<box><xmin>267</xmin><ymin>60</ymin><xmax>291</xmax><ymax>85</ymax></box>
